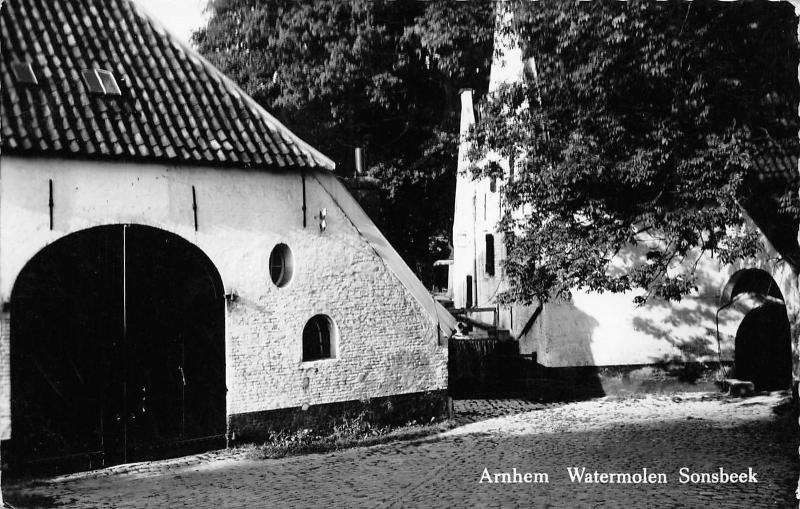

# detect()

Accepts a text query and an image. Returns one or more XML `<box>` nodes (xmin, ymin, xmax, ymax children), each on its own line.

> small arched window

<box><xmin>269</xmin><ymin>243</ymin><xmax>293</xmax><ymax>287</ymax></box>
<box><xmin>302</xmin><ymin>315</ymin><xmax>336</xmax><ymax>361</ymax></box>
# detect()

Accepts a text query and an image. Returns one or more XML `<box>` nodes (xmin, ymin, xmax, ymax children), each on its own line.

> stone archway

<box><xmin>7</xmin><ymin>224</ymin><xmax>226</xmax><ymax>473</ymax></box>
<box><xmin>722</xmin><ymin>268</ymin><xmax>792</xmax><ymax>391</ymax></box>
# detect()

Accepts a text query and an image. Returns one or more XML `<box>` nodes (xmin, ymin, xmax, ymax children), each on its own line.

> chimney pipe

<box><xmin>355</xmin><ymin>147</ymin><xmax>363</xmax><ymax>175</ymax></box>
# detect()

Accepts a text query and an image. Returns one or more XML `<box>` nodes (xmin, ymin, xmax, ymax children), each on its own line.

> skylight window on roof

<box><xmin>81</xmin><ymin>69</ymin><xmax>105</xmax><ymax>94</ymax></box>
<box><xmin>96</xmin><ymin>70</ymin><xmax>122</xmax><ymax>95</ymax></box>
<box><xmin>11</xmin><ymin>62</ymin><xmax>38</xmax><ymax>85</ymax></box>
<box><xmin>81</xmin><ymin>68</ymin><xmax>122</xmax><ymax>96</ymax></box>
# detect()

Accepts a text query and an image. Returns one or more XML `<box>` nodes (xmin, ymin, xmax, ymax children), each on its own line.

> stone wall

<box><xmin>224</xmin><ymin>182</ymin><xmax>448</xmax><ymax>416</ymax></box>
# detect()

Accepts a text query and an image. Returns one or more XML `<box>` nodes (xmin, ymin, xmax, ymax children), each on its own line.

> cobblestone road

<box><xmin>5</xmin><ymin>392</ymin><xmax>798</xmax><ymax>508</ymax></box>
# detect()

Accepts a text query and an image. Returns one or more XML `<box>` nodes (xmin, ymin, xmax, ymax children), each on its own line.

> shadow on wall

<box><xmin>591</xmin><ymin>242</ymin><xmax>746</xmax><ymax>366</ymax></box>
<box><xmin>551</xmin><ymin>296</ymin><xmax>728</xmax><ymax>393</ymax></box>
<box><xmin>629</xmin><ymin>259</ymin><xmax>753</xmax><ymax>365</ymax></box>
<box><xmin>533</xmin><ymin>302</ymin><xmax>605</xmax><ymax>401</ymax></box>
<box><xmin>451</xmin><ymin>304</ymin><xmax>604</xmax><ymax>402</ymax></box>
<box><xmin>632</xmin><ymin>297</ymin><xmax>736</xmax><ymax>364</ymax></box>
<box><xmin>537</xmin><ymin>299</ymin><xmax>600</xmax><ymax>366</ymax></box>
<box><xmin>540</xmin><ymin>259</ymin><xmax>736</xmax><ymax>368</ymax></box>
<box><xmin>634</xmin><ymin>268</ymin><xmax>793</xmax><ymax>388</ymax></box>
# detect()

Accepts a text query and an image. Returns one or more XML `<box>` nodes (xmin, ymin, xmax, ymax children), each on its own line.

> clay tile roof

<box><xmin>751</xmin><ymin>138</ymin><xmax>799</xmax><ymax>185</ymax></box>
<box><xmin>1</xmin><ymin>0</ymin><xmax>335</xmax><ymax>171</ymax></box>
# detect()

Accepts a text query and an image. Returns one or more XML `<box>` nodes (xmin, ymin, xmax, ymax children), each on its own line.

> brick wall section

<box><xmin>226</xmin><ymin>202</ymin><xmax>448</xmax><ymax>417</ymax></box>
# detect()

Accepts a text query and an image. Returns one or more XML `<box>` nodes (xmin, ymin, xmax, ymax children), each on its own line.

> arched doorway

<box><xmin>721</xmin><ymin>269</ymin><xmax>792</xmax><ymax>391</ymax></box>
<box><xmin>8</xmin><ymin>225</ymin><xmax>226</xmax><ymax>473</ymax></box>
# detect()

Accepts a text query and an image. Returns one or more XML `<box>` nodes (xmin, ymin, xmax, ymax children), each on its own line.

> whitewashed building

<box><xmin>0</xmin><ymin>0</ymin><xmax>453</xmax><ymax>473</ymax></box>
<box><xmin>450</xmin><ymin>13</ymin><xmax>796</xmax><ymax>388</ymax></box>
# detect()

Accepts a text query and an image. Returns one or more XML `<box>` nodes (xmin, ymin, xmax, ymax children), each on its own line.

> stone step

<box><xmin>721</xmin><ymin>378</ymin><xmax>755</xmax><ymax>397</ymax></box>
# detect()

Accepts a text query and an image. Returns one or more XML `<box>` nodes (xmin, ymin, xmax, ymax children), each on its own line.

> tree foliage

<box><xmin>468</xmin><ymin>0</ymin><xmax>800</xmax><ymax>305</ymax></box>
<box><xmin>193</xmin><ymin>0</ymin><xmax>494</xmax><ymax>281</ymax></box>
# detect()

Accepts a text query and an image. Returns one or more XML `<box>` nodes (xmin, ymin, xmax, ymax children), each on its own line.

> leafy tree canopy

<box><xmin>468</xmin><ymin>0</ymin><xmax>800</xmax><ymax>305</ymax></box>
<box><xmin>193</xmin><ymin>0</ymin><xmax>494</xmax><ymax>281</ymax></box>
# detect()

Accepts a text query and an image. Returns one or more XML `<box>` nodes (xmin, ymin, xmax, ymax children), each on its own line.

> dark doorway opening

<box><xmin>722</xmin><ymin>269</ymin><xmax>792</xmax><ymax>392</ymax></box>
<box><xmin>6</xmin><ymin>225</ymin><xmax>226</xmax><ymax>474</ymax></box>
<box><xmin>734</xmin><ymin>302</ymin><xmax>792</xmax><ymax>391</ymax></box>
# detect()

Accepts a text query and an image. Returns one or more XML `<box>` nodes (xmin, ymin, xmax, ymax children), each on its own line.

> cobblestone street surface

<box><xmin>5</xmin><ymin>392</ymin><xmax>798</xmax><ymax>508</ymax></box>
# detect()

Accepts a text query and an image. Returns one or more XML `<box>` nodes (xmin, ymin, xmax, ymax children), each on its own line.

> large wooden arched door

<box><xmin>8</xmin><ymin>225</ymin><xmax>226</xmax><ymax>473</ymax></box>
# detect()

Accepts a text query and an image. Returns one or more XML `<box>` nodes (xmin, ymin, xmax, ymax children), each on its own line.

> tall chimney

<box><xmin>459</xmin><ymin>89</ymin><xmax>475</xmax><ymax>139</ymax></box>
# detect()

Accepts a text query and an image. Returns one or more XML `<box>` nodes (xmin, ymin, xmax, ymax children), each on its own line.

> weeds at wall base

<box><xmin>238</xmin><ymin>412</ymin><xmax>455</xmax><ymax>460</ymax></box>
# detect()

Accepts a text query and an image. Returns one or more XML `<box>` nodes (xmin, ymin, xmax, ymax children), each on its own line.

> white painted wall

<box><xmin>0</xmin><ymin>155</ymin><xmax>448</xmax><ymax>439</ymax></box>
<box><xmin>525</xmin><ymin>248</ymin><xmax>794</xmax><ymax>367</ymax></box>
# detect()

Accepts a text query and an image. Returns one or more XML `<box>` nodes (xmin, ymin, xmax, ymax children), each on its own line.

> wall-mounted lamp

<box><xmin>318</xmin><ymin>208</ymin><xmax>327</xmax><ymax>232</ymax></box>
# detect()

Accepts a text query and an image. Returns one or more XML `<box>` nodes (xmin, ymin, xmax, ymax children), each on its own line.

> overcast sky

<box><xmin>135</xmin><ymin>0</ymin><xmax>208</xmax><ymax>45</ymax></box>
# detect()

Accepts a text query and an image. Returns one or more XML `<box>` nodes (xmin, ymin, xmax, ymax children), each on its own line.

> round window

<box><xmin>269</xmin><ymin>243</ymin><xmax>293</xmax><ymax>287</ymax></box>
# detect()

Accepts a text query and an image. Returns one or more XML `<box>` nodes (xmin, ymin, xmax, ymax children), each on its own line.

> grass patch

<box><xmin>241</xmin><ymin>412</ymin><xmax>455</xmax><ymax>460</ymax></box>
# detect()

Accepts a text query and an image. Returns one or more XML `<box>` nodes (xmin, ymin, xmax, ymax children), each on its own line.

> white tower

<box><xmin>451</xmin><ymin>8</ymin><xmax>531</xmax><ymax>337</ymax></box>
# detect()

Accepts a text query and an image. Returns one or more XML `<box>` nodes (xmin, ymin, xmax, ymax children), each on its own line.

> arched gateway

<box><xmin>721</xmin><ymin>268</ymin><xmax>792</xmax><ymax>392</ymax></box>
<box><xmin>8</xmin><ymin>225</ymin><xmax>226</xmax><ymax>472</ymax></box>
